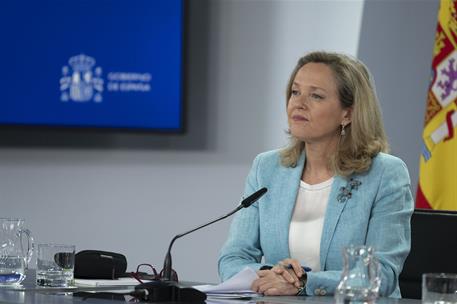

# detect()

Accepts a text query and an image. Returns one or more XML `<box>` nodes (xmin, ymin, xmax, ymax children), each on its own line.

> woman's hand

<box><xmin>251</xmin><ymin>269</ymin><xmax>298</xmax><ymax>296</ymax></box>
<box><xmin>272</xmin><ymin>258</ymin><xmax>305</xmax><ymax>288</ymax></box>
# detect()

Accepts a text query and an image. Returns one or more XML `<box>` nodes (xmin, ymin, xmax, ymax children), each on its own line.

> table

<box><xmin>0</xmin><ymin>271</ymin><xmax>421</xmax><ymax>304</ymax></box>
<box><xmin>0</xmin><ymin>271</ymin><xmax>137</xmax><ymax>304</ymax></box>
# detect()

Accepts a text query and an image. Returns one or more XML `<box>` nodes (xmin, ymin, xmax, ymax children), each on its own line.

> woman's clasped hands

<box><xmin>251</xmin><ymin>258</ymin><xmax>306</xmax><ymax>296</ymax></box>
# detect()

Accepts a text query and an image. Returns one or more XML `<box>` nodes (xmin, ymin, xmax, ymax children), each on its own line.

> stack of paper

<box><xmin>194</xmin><ymin>267</ymin><xmax>260</xmax><ymax>300</ymax></box>
<box><xmin>75</xmin><ymin>277</ymin><xmax>147</xmax><ymax>287</ymax></box>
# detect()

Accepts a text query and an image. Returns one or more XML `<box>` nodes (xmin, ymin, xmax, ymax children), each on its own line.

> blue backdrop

<box><xmin>0</xmin><ymin>0</ymin><xmax>184</xmax><ymax>131</ymax></box>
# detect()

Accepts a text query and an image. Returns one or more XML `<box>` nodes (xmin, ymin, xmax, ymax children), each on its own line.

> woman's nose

<box><xmin>296</xmin><ymin>96</ymin><xmax>309</xmax><ymax>108</ymax></box>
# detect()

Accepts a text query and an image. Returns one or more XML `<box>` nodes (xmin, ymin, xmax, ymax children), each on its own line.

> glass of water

<box><xmin>36</xmin><ymin>244</ymin><xmax>75</xmax><ymax>287</ymax></box>
<box><xmin>422</xmin><ymin>273</ymin><xmax>457</xmax><ymax>304</ymax></box>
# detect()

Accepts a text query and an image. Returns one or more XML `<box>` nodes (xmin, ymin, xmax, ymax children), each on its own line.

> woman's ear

<box><xmin>342</xmin><ymin>107</ymin><xmax>353</xmax><ymax>126</ymax></box>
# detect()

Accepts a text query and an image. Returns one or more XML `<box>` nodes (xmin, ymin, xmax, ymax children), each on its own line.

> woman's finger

<box><xmin>252</xmin><ymin>271</ymin><xmax>277</xmax><ymax>292</ymax></box>
<box><xmin>256</xmin><ymin>278</ymin><xmax>276</xmax><ymax>293</ymax></box>
<box><xmin>251</xmin><ymin>277</ymin><xmax>263</xmax><ymax>292</ymax></box>
<box><xmin>256</xmin><ymin>270</ymin><xmax>270</xmax><ymax>277</ymax></box>
<box><xmin>288</xmin><ymin>259</ymin><xmax>304</xmax><ymax>278</ymax></box>
<box><xmin>272</xmin><ymin>266</ymin><xmax>298</xmax><ymax>284</ymax></box>
<box><xmin>279</xmin><ymin>258</ymin><xmax>303</xmax><ymax>278</ymax></box>
<box><xmin>262</xmin><ymin>280</ymin><xmax>298</xmax><ymax>296</ymax></box>
<box><xmin>263</xmin><ymin>287</ymin><xmax>280</xmax><ymax>296</ymax></box>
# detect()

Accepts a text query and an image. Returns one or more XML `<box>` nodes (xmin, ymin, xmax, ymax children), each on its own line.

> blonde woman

<box><xmin>218</xmin><ymin>51</ymin><xmax>413</xmax><ymax>298</ymax></box>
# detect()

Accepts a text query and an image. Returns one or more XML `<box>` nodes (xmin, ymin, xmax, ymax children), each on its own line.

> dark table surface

<box><xmin>0</xmin><ymin>270</ymin><xmax>421</xmax><ymax>304</ymax></box>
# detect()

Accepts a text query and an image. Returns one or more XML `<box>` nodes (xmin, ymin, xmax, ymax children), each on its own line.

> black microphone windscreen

<box><xmin>241</xmin><ymin>187</ymin><xmax>267</xmax><ymax>208</ymax></box>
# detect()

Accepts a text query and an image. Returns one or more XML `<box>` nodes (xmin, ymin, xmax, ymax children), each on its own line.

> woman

<box><xmin>218</xmin><ymin>51</ymin><xmax>413</xmax><ymax>297</ymax></box>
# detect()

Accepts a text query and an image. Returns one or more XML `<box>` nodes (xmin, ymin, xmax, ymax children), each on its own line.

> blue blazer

<box><xmin>218</xmin><ymin>150</ymin><xmax>414</xmax><ymax>297</ymax></box>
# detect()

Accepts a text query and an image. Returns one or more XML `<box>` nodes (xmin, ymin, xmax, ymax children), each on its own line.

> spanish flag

<box><xmin>417</xmin><ymin>0</ymin><xmax>457</xmax><ymax>210</ymax></box>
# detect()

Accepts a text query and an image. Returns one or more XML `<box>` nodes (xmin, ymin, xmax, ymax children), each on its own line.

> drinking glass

<box><xmin>422</xmin><ymin>273</ymin><xmax>457</xmax><ymax>304</ymax></box>
<box><xmin>36</xmin><ymin>244</ymin><xmax>75</xmax><ymax>287</ymax></box>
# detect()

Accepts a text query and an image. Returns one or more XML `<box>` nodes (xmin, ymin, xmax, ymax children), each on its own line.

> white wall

<box><xmin>0</xmin><ymin>0</ymin><xmax>436</xmax><ymax>283</ymax></box>
<box><xmin>357</xmin><ymin>0</ymin><xmax>439</xmax><ymax>193</ymax></box>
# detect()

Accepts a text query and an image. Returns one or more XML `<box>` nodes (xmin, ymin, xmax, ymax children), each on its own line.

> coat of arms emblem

<box><xmin>60</xmin><ymin>54</ymin><xmax>104</xmax><ymax>102</ymax></box>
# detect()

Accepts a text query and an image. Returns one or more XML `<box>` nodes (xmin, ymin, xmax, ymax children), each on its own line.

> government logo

<box><xmin>60</xmin><ymin>54</ymin><xmax>104</xmax><ymax>103</ymax></box>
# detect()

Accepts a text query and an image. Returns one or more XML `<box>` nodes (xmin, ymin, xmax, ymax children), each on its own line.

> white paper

<box><xmin>194</xmin><ymin>267</ymin><xmax>259</xmax><ymax>294</ymax></box>
<box><xmin>206</xmin><ymin>296</ymin><xmax>258</xmax><ymax>304</ymax></box>
<box><xmin>75</xmin><ymin>277</ymin><xmax>149</xmax><ymax>287</ymax></box>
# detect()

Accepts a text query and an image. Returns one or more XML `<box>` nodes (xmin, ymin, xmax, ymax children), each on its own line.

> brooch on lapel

<box><xmin>337</xmin><ymin>177</ymin><xmax>362</xmax><ymax>203</ymax></box>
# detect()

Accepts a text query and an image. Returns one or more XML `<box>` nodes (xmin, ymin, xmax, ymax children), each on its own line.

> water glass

<box><xmin>422</xmin><ymin>273</ymin><xmax>457</xmax><ymax>304</ymax></box>
<box><xmin>36</xmin><ymin>244</ymin><xmax>75</xmax><ymax>287</ymax></box>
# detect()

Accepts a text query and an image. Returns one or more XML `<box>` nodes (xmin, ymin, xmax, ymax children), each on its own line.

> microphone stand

<box><xmin>162</xmin><ymin>205</ymin><xmax>244</xmax><ymax>281</ymax></box>
<box><xmin>161</xmin><ymin>187</ymin><xmax>267</xmax><ymax>281</ymax></box>
<box><xmin>135</xmin><ymin>187</ymin><xmax>267</xmax><ymax>303</ymax></box>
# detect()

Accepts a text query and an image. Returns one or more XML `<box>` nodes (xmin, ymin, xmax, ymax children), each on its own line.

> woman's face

<box><xmin>287</xmin><ymin>62</ymin><xmax>350</xmax><ymax>145</ymax></box>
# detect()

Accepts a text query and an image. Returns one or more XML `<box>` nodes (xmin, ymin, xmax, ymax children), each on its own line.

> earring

<box><xmin>341</xmin><ymin>124</ymin><xmax>346</xmax><ymax>136</ymax></box>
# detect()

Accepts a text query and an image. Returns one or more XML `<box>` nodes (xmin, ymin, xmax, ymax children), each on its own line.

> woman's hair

<box><xmin>280</xmin><ymin>51</ymin><xmax>389</xmax><ymax>176</ymax></box>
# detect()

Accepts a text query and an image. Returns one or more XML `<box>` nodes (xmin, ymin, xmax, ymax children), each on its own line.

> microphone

<box><xmin>161</xmin><ymin>187</ymin><xmax>268</xmax><ymax>281</ymax></box>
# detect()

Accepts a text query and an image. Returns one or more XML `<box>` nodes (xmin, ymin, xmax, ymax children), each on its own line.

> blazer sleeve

<box><xmin>305</xmin><ymin>157</ymin><xmax>414</xmax><ymax>297</ymax></box>
<box><xmin>218</xmin><ymin>154</ymin><xmax>264</xmax><ymax>281</ymax></box>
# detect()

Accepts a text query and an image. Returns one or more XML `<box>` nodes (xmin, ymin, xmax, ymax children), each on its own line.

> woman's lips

<box><xmin>291</xmin><ymin>114</ymin><xmax>308</xmax><ymax>122</ymax></box>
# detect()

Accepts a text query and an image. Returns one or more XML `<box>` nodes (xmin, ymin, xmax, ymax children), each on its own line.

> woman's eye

<box><xmin>291</xmin><ymin>89</ymin><xmax>300</xmax><ymax>96</ymax></box>
<box><xmin>311</xmin><ymin>93</ymin><xmax>324</xmax><ymax>100</ymax></box>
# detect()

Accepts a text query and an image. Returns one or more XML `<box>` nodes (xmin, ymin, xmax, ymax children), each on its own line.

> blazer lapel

<box><xmin>275</xmin><ymin>153</ymin><xmax>306</xmax><ymax>259</ymax></box>
<box><xmin>320</xmin><ymin>175</ymin><xmax>348</xmax><ymax>269</ymax></box>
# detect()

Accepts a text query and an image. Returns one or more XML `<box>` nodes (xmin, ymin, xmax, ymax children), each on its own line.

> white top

<box><xmin>288</xmin><ymin>177</ymin><xmax>333</xmax><ymax>272</ymax></box>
